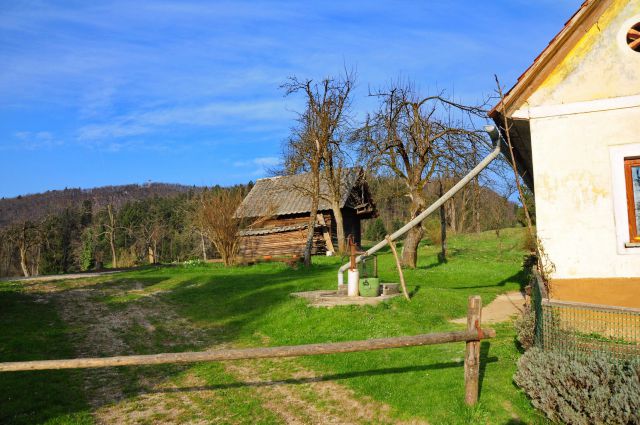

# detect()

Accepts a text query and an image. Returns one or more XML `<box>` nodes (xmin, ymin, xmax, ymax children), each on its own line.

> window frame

<box><xmin>624</xmin><ymin>157</ymin><xmax>640</xmax><ymax>243</ymax></box>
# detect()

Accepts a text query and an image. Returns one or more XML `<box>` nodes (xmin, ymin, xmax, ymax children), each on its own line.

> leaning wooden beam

<box><xmin>316</xmin><ymin>213</ymin><xmax>335</xmax><ymax>253</ymax></box>
<box><xmin>385</xmin><ymin>235</ymin><xmax>410</xmax><ymax>301</ymax></box>
<box><xmin>0</xmin><ymin>329</ymin><xmax>495</xmax><ymax>372</ymax></box>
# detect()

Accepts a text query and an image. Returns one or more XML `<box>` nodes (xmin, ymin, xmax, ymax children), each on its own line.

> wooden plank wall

<box><xmin>239</xmin><ymin>213</ymin><xmax>333</xmax><ymax>259</ymax></box>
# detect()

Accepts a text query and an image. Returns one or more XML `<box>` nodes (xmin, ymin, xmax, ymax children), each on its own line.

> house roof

<box><xmin>489</xmin><ymin>0</ymin><xmax>614</xmax><ymax>189</ymax></box>
<box><xmin>235</xmin><ymin>168</ymin><xmax>367</xmax><ymax>218</ymax></box>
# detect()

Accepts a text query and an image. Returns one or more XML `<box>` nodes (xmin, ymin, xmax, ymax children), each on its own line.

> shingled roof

<box><xmin>235</xmin><ymin>168</ymin><xmax>365</xmax><ymax>218</ymax></box>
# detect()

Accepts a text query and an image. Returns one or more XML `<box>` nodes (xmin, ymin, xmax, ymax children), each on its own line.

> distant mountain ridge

<box><xmin>0</xmin><ymin>183</ymin><xmax>203</xmax><ymax>229</ymax></box>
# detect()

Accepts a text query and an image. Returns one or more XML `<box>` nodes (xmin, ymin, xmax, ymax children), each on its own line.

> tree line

<box><xmin>0</xmin><ymin>183</ymin><xmax>198</xmax><ymax>229</ymax></box>
<box><xmin>0</xmin><ymin>185</ymin><xmax>252</xmax><ymax>278</ymax></box>
<box><xmin>0</xmin><ymin>172</ymin><xmax>524</xmax><ymax>278</ymax></box>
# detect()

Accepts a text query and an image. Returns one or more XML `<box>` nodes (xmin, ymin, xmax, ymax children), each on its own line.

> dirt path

<box><xmin>225</xmin><ymin>358</ymin><xmax>428</xmax><ymax>425</ymax></box>
<box><xmin>25</xmin><ymin>277</ymin><xmax>425</xmax><ymax>424</ymax></box>
<box><xmin>26</xmin><ymin>278</ymin><xmax>221</xmax><ymax>424</ymax></box>
<box><xmin>450</xmin><ymin>291</ymin><xmax>526</xmax><ymax>325</ymax></box>
<box><xmin>3</xmin><ymin>270</ymin><xmax>123</xmax><ymax>283</ymax></box>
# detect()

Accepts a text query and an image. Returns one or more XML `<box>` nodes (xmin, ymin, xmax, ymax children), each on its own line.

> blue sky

<box><xmin>0</xmin><ymin>0</ymin><xmax>582</xmax><ymax>198</ymax></box>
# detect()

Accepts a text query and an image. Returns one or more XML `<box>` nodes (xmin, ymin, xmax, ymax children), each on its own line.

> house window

<box><xmin>624</xmin><ymin>157</ymin><xmax>640</xmax><ymax>242</ymax></box>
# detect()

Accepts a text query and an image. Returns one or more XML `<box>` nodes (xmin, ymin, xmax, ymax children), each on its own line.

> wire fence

<box><xmin>531</xmin><ymin>272</ymin><xmax>640</xmax><ymax>361</ymax></box>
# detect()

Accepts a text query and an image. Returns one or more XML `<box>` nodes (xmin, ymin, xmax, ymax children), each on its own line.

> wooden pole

<box><xmin>0</xmin><ymin>329</ymin><xmax>494</xmax><ymax>373</ymax></box>
<box><xmin>385</xmin><ymin>235</ymin><xmax>410</xmax><ymax>301</ymax></box>
<box><xmin>464</xmin><ymin>296</ymin><xmax>482</xmax><ymax>405</ymax></box>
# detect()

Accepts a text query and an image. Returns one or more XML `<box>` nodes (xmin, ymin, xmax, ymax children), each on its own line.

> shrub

<box><xmin>522</xmin><ymin>230</ymin><xmax>537</xmax><ymax>252</ymax></box>
<box><xmin>514</xmin><ymin>348</ymin><xmax>640</xmax><ymax>424</ymax></box>
<box><xmin>423</xmin><ymin>219</ymin><xmax>442</xmax><ymax>246</ymax></box>
<box><xmin>182</xmin><ymin>259</ymin><xmax>205</xmax><ymax>268</ymax></box>
<box><xmin>391</xmin><ymin>219</ymin><xmax>404</xmax><ymax>233</ymax></box>
<box><xmin>364</xmin><ymin>218</ymin><xmax>387</xmax><ymax>241</ymax></box>
<box><xmin>514</xmin><ymin>303</ymin><xmax>535</xmax><ymax>351</ymax></box>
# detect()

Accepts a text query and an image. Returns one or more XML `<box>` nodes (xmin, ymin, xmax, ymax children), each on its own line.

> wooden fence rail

<box><xmin>0</xmin><ymin>296</ymin><xmax>492</xmax><ymax>405</ymax></box>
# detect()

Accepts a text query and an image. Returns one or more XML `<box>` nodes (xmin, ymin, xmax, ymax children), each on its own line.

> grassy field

<box><xmin>0</xmin><ymin>227</ymin><xmax>548</xmax><ymax>424</ymax></box>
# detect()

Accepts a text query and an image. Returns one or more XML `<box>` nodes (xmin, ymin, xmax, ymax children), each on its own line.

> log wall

<box><xmin>239</xmin><ymin>209</ymin><xmax>365</xmax><ymax>259</ymax></box>
<box><xmin>239</xmin><ymin>212</ymin><xmax>332</xmax><ymax>259</ymax></box>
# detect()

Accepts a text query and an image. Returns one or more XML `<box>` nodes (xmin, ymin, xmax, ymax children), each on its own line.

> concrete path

<box><xmin>450</xmin><ymin>291</ymin><xmax>526</xmax><ymax>324</ymax></box>
<box><xmin>291</xmin><ymin>290</ymin><xmax>401</xmax><ymax>307</ymax></box>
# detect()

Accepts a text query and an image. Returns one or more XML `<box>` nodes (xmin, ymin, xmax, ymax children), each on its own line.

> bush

<box><xmin>423</xmin><ymin>219</ymin><xmax>442</xmax><ymax>246</ymax></box>
<box><xmin>391</xmin><ymin>219</ymin><xmax>404</xmax><ymax>233</ymax></box>
<box><xmin>514</xmin><ymin>303</ymin><xmax>535</xmax><ymax>351</ymax></box>
<box><xmin>514</xmin><ymin>348</ymin><xmax>640</xmax><ymax>424</ymax></box>
<box><xmin>182</xmin><ymin>259</ymin><xmax>206</xmax><ymax>268</ymax></box>
<box><xmin>365</xmin><ymin>218</ymin><xmax>387</xmax><ymax>241</ymax></box>
<box><xmin>522</xmin><ymin>230</ymin><xmax>537</xmax><ymax>252</ymax></box>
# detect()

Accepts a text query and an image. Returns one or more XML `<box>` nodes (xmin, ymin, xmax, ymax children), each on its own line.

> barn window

<box><xmin>628</xmin><ymin>22</ymin><xmax>640</xmax><ymax>52</ymax></box>
<box><xmin>624</xmin><ymin>157</ymin><xmax>640</xmax><ymax>243</ymax></box>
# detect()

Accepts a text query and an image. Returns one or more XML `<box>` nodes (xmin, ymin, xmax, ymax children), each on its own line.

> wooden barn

<box><xmin>235</xmin><ymin>168</ymin><xmax>376</xmax><ymax>259</ymax></box>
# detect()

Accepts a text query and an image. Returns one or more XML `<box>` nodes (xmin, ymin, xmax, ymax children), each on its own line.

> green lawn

<box><xmin>0</xmin><ymin>227</ymin><xmax>549</xmax><ymax>424</ymax></box>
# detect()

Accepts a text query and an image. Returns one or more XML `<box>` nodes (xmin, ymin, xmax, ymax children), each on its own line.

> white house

<box><xmin>491</xmin><ymin>0</ymin><xmax>640</xmax><ymax>308</ymax></box>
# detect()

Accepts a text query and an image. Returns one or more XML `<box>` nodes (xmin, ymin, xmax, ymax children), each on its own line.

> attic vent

<box><xmin>628</xmin><ymin>22</ymin><xmax>640</xmax><ymax>52</ymax></box>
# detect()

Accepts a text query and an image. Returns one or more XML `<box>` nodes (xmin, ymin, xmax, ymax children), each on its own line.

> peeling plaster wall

<box><xmin>531</xmin><ymin>106</ymin><xmax>640</xmax><ymax>280</ymax></box>
<box><xmin>526</xmin><ymin>0</ymin><xmax>640</xmax><ymax>108</ymax></box>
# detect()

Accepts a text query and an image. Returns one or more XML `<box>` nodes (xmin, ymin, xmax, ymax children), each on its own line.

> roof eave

<box><xmin>489</xmin><ymin>0</ymin><xmax>611</xmax><ymax>119</ymax></box>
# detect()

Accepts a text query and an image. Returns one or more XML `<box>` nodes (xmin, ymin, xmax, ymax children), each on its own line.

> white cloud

<box><xmin>9</xmin><ymin>131</ymin><xmax>62</xmax><ymax>150</ymax></box>
<box><xmin>233</xmin><ymin>156</ymin><xmax>280</xmax><ymax>168</ymax></box>
<box><xmin>76</xmin><ymin>99</ymin><xmax>289</xmax><ymax>145</ymax></box>
<box><xmin>232</xmin><ymin>156</ymin><xmax>281</xmax><ymax>179</ymax></box>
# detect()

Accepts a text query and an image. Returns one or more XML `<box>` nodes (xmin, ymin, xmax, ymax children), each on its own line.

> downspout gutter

<box><xmin>337</xmin><ymin>125</ymin><xmax>503</xmax><ymax>286</ymax></box>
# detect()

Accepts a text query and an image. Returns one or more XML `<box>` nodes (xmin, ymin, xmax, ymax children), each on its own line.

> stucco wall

<box><xmin>531</xmin><ymin>106</ymin><xmax>640</xmax><ymax>279</ymax></box>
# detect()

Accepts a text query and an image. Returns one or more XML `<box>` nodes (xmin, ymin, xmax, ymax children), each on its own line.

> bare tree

<box><xmin>282</xmin><ymin>73</ymin><xmax>354</xmax><ymax>264</ymax></box>
<box><xmin>6</xmin><ymin>221</ymin><xmax>40</xmax><ymax>277</ymax></box>
<box><xmin>137</xmin><ymin>205</ymin><xmax>167</xmax><ymax>264</ymax></box>
<box><xmin>97</xmin><ymin>204</ymin><xmax>119</xmax><ymax>268</ymax></box>
<box><xmin>359</xmin><ymin>82</ymin><xmax>486</xmax><ymax>268</ymax></box>
<box><xmin>197</xmin><ymin>189</ymin><xmax>243</xmax><ymax>266</ymax></box>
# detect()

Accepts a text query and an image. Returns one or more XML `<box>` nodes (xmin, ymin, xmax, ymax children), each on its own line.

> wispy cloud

<box><xmin>233</xmin><ymin>156</ymin><xmax>280</xmax><ymax>167</ymax></box>
<box><xmin>6</xmin><ymin>131</ymin><xmax>62</xmax><ymax>151</ymax></box>
<box><xmin>76</xmin><ymin>99</ymin><xmax>290</xmax><ymax>144</ymax></box>
<box><xmin>233</xmin><ymin>156</ymin><xmax>281</xmax><ymax>177</ymax></box>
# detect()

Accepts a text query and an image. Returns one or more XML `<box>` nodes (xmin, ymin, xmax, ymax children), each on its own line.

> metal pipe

<box><xmin>338</xmin><ymin>125</ymin><xmax>502</xmax><ymax>285</ymax></box>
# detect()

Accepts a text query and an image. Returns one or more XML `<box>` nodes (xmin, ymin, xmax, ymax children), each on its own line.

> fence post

<box><xmin>464</xmin><ymin>295</ymin><xmax>482</xmax><ymax>405</ymax></box>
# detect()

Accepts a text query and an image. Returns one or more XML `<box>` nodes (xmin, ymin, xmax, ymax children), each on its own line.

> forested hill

<box><xmin>0</xmin><ymin>183</ymin><xmax>203</xmax><ymax>229</ymax></box>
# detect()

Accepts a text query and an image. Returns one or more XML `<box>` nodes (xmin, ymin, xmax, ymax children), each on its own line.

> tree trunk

<box><xmin>446</xmin><ymin>200</ymin><xmax>457</xmax><ymax>234</ymax></box>
<box><xmin>200</xmin><ymin>231</ymin><xmax>207</xmax><ymax>261</ymax></box>
<box><xmin>33</xmin><ymin>244</ymin><xmax>40</xmax><ymax>276</ymax></box>
<box><xmin>473</xmin><ymin>178</ymin><xmax>480</xmax><ymax>233</ymax></box>
<box><xmin>401</xmin><ymin>225</ymin><xmax>423</xmax><ymax>268</ymax></box>
<box><xmin>109</xmin><ymin>232</ymin><xmax>117</xmax><ymax>268</ymax></box>
<box><xmin>401</xmin><ymin>190</ymin><xmax>426</xmax><ymax>269</ymax></box>
<box><xmin>331</xmin><ymin>203</ymin><xmax>345</xmax><ymax>253</ymax></box>
<box><xmin>19</xmin><ymin>244</ymin><xmax>29</xmax><ymax>277</ymax></box>
<box><xmin>439</xmin><ymin>181</ymin><xmax>447</xmax><ymax>263</ymax></box>
<box><xmin>107</xmin><ymin>205</ymin><xmax>117</xmax><ymax>268</ymax></box>
<box><xmin>303</xmin><ymin>172</ymin><xmax>320</xmax><ymax>268</ymax></box>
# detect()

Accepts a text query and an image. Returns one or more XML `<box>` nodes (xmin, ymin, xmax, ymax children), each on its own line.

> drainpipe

<box><xmin>337</xmin><ymin>125</ymin><xmax>503</xmax><ymax>286</ymax></box>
